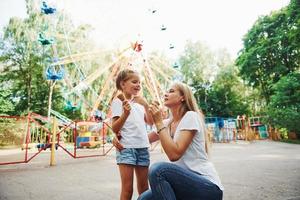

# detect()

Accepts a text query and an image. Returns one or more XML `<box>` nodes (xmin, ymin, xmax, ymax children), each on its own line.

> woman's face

<box><xmin>163</xmin><ymin>85</ymin><xmax>184</xmax><ymax>108</ymax></box>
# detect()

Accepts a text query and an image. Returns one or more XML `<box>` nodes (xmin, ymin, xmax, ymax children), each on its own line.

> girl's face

<box><xmin>163</xmin><ymin>85</ymin><xmax>184</xmax><ymax>108</ymax></box>
<box><xmin>121</xmin><ymin>74</ymin><xmax>141</xmax><ymax>96</ymax></box>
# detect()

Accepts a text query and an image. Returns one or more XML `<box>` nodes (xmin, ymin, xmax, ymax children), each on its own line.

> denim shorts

<box><xmin>116</xmin><ymin>148</ymin><xmax>150</xmax><ymax>167</ymax></box>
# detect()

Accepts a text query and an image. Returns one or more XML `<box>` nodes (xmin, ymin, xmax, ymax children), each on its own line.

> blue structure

<box><xmin>205</xmin><ymin>117</ymin><xmax>223</xmax><ymax>142</ymax></box>
<box><xmin>94</xmin><ymin>110</ymin><xmax>105</xmax><ymax>121</ymax></box>
<box><xmin>76</xmin><ymin>137</ymin><xmax>90</xmax><ymax>148</ymax></box>
<box><xmin>249</xmin><ymin>116</ymin><xmax>269</xmax><ymax>139</ymax></box>
<box><xmin>46</xmin><ymin>65</ymin><xmax>65</xmax><ymax>80</ymax></box>
<box><xmin>41</xmin><ymin>1</ymin><xmax>56</xmax><ymax>15</ymax></box>
<box><xmin>65</xmin><ymin>100</ymin><xmax>81</xmax><ymax>111</ymax></box>
<box><xmin>258</xmin><ymin>125</ymin><xmax>268</xmax><ymax>139</ymax></box>
<box><xmin>38</xmin><ymin>33</ymin><xmax>54</xmax><ymax>46</ymax></box>
<box><xmin>161</xmin><ymin>25</ymin><xmax>167</xmax><ymax>31</ymax></box>
<box><xmin>205</xmin><ymin>117</ymin><xmax>237</xmax><ymax>142</ymax></box>
<box><xmin>173</xmin><ymin>62</ymin><xmax>179</xmax><ymax>68</ymax></box>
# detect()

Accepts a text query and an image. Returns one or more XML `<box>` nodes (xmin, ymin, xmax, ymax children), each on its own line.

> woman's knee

<box><xmin>148</xmin><ymin>162</ymin><xmax>169</xmax><ymax>180</ymax></box>
<box><xmin>137</xmin><ymin>189</ymin><xmax>153</xmax><ymax>200</ymax></box>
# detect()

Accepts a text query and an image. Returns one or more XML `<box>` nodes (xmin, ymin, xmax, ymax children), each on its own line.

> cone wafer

<box><xmin>117</xmin><ymin>93</ymin><xmax>125</xmax><ymax>102</ymax></box>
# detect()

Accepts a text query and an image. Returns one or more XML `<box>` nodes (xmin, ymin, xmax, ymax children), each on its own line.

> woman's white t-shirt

<box><xmin>111</xmin><ymin>98</ymin><xmax>150</xmax><ymax>148</ymax></box>
<box><xmin>172</xmin><ymin>111</ymin><xmax>224</xmax><ymax>190</ymax></box>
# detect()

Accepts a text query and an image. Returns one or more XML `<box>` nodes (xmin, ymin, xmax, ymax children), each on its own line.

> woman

<box><xmin>114</xmin><ymin>82</ymin><xmax>223</xmax><ymax>200</ymax></box>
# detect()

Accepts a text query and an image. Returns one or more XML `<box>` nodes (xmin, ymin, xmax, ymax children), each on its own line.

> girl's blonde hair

<box><xmin>115</xmin><ymin>69</ymin><xmax>138</xmax><ymax>91</ymax></box>
<box><xmin>172</xmin><ymin>82</ymin><xmax>210</xmax><ymax>154</ymax></box>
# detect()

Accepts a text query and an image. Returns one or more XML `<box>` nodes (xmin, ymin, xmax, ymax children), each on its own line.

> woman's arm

<box><xmin>155</xmin><ymin>122</ymin><xmax>195</xmax><ymax>161</ymax></box>
<box><xmin>149</xmin><ymin>102</ymin><xmax>196</xmax><ymax>161</ymax></box>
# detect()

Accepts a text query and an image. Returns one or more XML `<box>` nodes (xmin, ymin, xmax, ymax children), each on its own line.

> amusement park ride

<box><xmin>39</xmin><ymin>1</ymin><xmax>179</xmax><ymax>123</ymax></box>
<box><xmin>0</xmin><ymin>2</ymin><xmax>275</xmax><ymax>166</ymax></box>
<box><xmin>16</xmin><ymin>1</ymin><xmax>179</xmax><ymax>158</ymax></box>
<box><xmin>0</xmin><ymin>1</ymin><xmax>182</xmax><ymax>166</ymax></box>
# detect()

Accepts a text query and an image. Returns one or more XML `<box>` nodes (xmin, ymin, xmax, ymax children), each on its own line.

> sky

<box><xmin>0</xmin><ymin>0</ymin><xmax>290</xmax><ymax>59</ymax></box>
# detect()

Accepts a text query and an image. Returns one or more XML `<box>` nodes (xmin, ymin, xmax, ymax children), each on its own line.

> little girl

<box><xmin>111</xmin><ymin>69</ymin><xmax>153</xmax><ymax>200</ymax></box>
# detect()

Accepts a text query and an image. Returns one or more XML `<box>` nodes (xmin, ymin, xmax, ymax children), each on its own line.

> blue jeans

<box><xmin>137</xmin><ymin>162</ymin><xmax>223</xmax><ymax>200</ymax></box>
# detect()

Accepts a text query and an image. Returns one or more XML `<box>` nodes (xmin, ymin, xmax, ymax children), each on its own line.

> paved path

<box><xmin>0</xmin><ymin>140</ymin><xmax>300</xmax><ymax>200</ymax></box>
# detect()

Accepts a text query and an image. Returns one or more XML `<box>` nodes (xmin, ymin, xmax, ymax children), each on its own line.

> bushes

<box><xmin>0</xmin><ymin>118</ymin><xmax>25</xmax><ymax>147</ymax></box>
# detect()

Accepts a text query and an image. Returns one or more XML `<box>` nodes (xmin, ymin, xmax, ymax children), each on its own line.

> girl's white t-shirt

<box><xmin>111</xmin><ymin>98</ymin><xmax>150</xmax><ymax>148</ymax></box>
<box><xmin>172</xmin><ymin>111</ymin><xmax>224</xmax><ymax>190</ymax></box>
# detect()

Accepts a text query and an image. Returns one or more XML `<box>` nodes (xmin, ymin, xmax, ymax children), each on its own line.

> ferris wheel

<box><xmin>38</xmin><ymin>0</ymin><xmax>181</xmax><ymax>121</ymax></box>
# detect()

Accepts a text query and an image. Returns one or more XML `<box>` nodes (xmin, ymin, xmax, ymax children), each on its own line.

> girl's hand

<box><xmin>134</xmin><ymin>96</ymin><xmax>154</xmax><ymax>125</ymax></box>
<box><xmin>117</xmin><ymin>93</ymin><xmax>125</xmax><ymax>102</ymax></box>
<box><xmin>117</xmin><ymin>93</ymin><xmax>131</xmax><ymax>116</ymax></box>
<box><xmin>133</xmin><ymin>96</ymin><xmax>148</xmax><ymax>107</ymax></box>
<box><xmin>122</xmin><ymin>100</ymin><xmax>131</xmax><ymax>116</ymax></box>
<box><xmin>112</xmin><ymin>133</ymin><xmax>124</xmax><ymax>151</ymax></box>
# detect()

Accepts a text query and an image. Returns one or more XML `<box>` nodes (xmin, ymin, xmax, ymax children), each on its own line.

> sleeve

<box><xmin>111</xmin><ymin>99</ymin><xmax>123</xmax><ymax>118</ymax></box>
<box><xmin>179</xmin><ymin>111</ymin><xmax>201</xmax><ymax>132</ymax></box>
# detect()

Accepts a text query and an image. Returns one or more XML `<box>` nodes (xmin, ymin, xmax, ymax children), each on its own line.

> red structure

<box><xmin>0</xmin><ymin>113</ymin><xmax>114</xmax><ymax>165</ymax></box>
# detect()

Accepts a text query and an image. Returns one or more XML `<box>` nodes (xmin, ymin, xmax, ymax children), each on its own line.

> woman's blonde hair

<box><xmin>172</xmin><ymin>82</ymin><xmax>210</xmax><ymax>154</ymax></box>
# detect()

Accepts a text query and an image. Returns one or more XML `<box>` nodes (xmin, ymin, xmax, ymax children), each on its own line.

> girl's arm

<box><xmin>113</xmin><ymin>131</ymin><xmax>159</xmax><ymax>151</ymax></box>
<box><xmin>134</xmin><ymin>96</ymin><xmax>154</xmax><ymax>125</ymax></box>
<box><xmin>144</xmin><ymin>104</ymin><xmax>154</xmax><ymax>125</ymax></box>
<box><xmin>148</xmin><ymin>131</ymin><xmax>159</xmax><ymax>143</ymax></box>
<box><xmin>111</xmin><ymin>100</ymin><xmax>131</xmax><ymax>134</ymax></box>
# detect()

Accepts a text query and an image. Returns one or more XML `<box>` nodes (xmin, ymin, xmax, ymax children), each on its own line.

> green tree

<box><xmin>0</xmin><ymin>1</ymin><xmax>96</xmax><ymax>119</ymax></box>
<box><xmin>267</xmin><ymin>72</ymin><xmax>300</xmax><ymax>136</ymax></box>
<box><xmin>206</xmin><ymin>65</ymin><xmax>250</xmax><ymax>117</ymax></box>
<box><xmin>0</xmin><ymin>87</ymin><xmax>14</xmax><ymax>115</ymax></box>
<box><xmin>179</xmin><ymin>40</ymin><xmax>216</xmax><ymax>113</ymax></box>
<box><xmin>236</xmin><ymin>0</ymin><xmax>300</xmax><ymax>104</ymax></box>
<box><xmin>0</xmin><ymin>15</ymin><xmax>49</xmax><ymax>115</ymax></box>
<box><xmin>179</xmin><ymin>41</ymin><xmax>250</xmax><ymax>117</ymax></box>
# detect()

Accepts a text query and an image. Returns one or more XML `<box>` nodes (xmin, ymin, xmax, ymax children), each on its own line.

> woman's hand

<box><xmin>112</xmin><ymin>133</ymin><xmax>124</xmax><ymax>151</ymax></box>
<box><xmin>149</xmin><ymin>101</ymin><xmax>163</xmax><ymax>126</ymax></box>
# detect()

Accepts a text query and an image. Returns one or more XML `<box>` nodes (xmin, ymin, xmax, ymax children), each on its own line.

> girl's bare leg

<box><xmin>119</xmin><ymin>164</ymin><xmax>134</xmax><ymax>200</ymax></box>
<box><xmin>135</xmin><ymin>166</ymin><xmax>149</xmax><ymax>195</ymax></box>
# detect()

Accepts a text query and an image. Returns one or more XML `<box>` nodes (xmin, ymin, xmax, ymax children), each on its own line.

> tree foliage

<box><xmin>0</xmin><ymin>15</ymin><xmax>49</xmax><ymax>115</ymax></box>
<box><xmin>206</xmin><ymin>65</ymin><xmax>250</xmax><ymax>117</ymax></box>
<box><xmin>179</xmin><ymin>40</ymin><xmax>215</xmax><ymax>113</ymax></box>
<box><xmin>267</xmin><ymin>72</ymin><xmax>300</xmax><ymax>135</ymax></box>
<box><xmin>0</xmin><ymin>1</ymin><xmax>95</xmax><ymax>118</ymax></box>
<box><xmin>236</xmin><ymin>0</ymin><xmax>300</xmax><ymax>104</ymax></box>
<box><xmin>179</xmin><ymin>41</ymin><xmax>250</xmax><ymax>117</ymax></box>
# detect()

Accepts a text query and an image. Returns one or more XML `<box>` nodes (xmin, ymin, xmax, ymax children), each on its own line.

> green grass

<box><xmin>279</xmin><ymin>139</ymin><xmax>300</xmax><ymax>144</ymax></box>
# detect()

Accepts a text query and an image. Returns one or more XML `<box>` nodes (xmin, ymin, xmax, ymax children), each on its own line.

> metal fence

<box><xmin>0</xmin><ymin>113</ymin><xmax>114</xmax><ymax>165</ymax></box>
